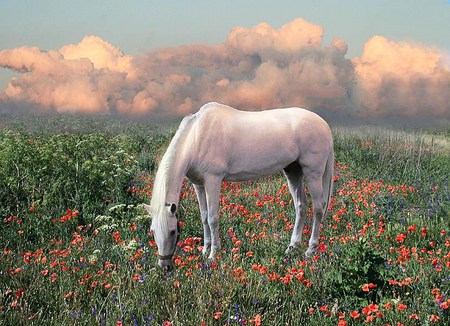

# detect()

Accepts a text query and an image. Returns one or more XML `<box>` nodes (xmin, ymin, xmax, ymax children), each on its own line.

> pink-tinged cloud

<box><xmin>227</xmin><ymin>18</ymin><xmax>324</xmax><ymax>55</ymax></box>
<box><xmin>0</xmin><ymin>19</ymin><xmax>449</xmax><ymax>118</ymax></box>
<box><xmin>353</xmin><ymin>36</ymin><xmax>450</xmax><ymax>117</ymax></box>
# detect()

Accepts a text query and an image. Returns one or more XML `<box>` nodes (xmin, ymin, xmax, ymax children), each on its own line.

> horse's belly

<box><xmin>223</xmin><ymin>170</ymin><xmax>279</xmax><ymax>182</ymax></box>
<box><xmin>223</xmin><ymin>155</ymin><xmax>294</xmax><ymax>181</ymax></box>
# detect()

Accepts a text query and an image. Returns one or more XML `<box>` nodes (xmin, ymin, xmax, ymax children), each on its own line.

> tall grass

<box><xmin>1</xmin><ymin>116</ymin><xmax>449</xmax><ymax>325</ymax></box>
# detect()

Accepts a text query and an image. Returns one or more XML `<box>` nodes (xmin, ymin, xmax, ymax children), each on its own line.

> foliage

<box><xmin>1</xmin><ymin>117</ymin><xmax>449</xmax><ymax>325</ymax></box>
<box><xmin>0</xmin><ymin>115</ymin><xmax>171</xmax><ymax>221</ymax></box>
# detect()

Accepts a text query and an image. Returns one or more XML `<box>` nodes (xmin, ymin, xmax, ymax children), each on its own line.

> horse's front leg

<box><xmin>193</xmin><ymin>184</ymin><xmax>210</xmax><ymax>255</ymax></box>
<box><xmin>204</xmin><ymin>176</ymin><xmax>222</xmax><ymax>259</ymax></box>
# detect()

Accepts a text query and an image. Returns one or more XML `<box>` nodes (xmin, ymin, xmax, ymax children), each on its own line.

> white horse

<box><xmin>144</xmin><ymin>102</ymin><xmax>334</xmax><ymax>271</ymax></box>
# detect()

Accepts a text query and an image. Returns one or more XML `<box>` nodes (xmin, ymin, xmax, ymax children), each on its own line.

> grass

<box><xmin>0</xmin><ymin>116</ymin><xmax>449</xmax><ymax>325</ymax></box>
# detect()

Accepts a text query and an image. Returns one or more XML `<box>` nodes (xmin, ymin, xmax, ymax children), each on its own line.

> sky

<box><xmin>0</xmin><ymin>0</ymin><xmax>449</xmax><ymax>119</ymax></box>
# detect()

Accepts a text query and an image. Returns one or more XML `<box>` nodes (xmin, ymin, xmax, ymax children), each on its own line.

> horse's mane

<box><xmin>150</xmin><ymin>109</ymin><xmax>202</xmax><ymax>230</ymax></box>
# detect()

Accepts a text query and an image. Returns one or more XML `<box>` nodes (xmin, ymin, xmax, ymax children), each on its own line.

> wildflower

<box><xmin>214</xmin><ymin>311</ymin><xmax>223</xmax><ymax>320</ymax></box>
<box><xmin>368</xmin><ymin>303</ymin><xmax>378</xmax><ymax>313</ymax></box>
<box><xmin>429</xmin><ymin>314</ymin><xmax>440</xmax><ymax>323</ymax></box>
<box><xmin>395</xmin><ymin>233</ymin><xmax>407</xmax><ymax>243</ymax></box>
<box><xmin>249</xmin><ymin>314</ymin><xmax>262</xmax><ymax>325</ymax></box>
<box><xmin>409</xmin><ymin>314</ymin><xmax>419</xmax><ymax>320</ymax></box>
<box><xmin>350</xmin><ymin>311</ymin><xmax>360</xmax><ymax>319</ymax></box>
<box><xmin>361</xmin><ymin>283</ymin><xmax>377</xmax><ymax>292</ymax></box>
<box><xmin>420</xmin><ymin>227</ymin><xmax>427</xmax><ymax>237</ymax></box>
<box><xmin>396</xmin><ymin>303</ymin><xmax>407</xmax><ymax>311</ymax></box>
<box><xmin>431</xmin><ymin>288</ymin><xmax>440</xmax><ymax>296</ymax></box>
<box><xmin>112</xmin><ymin>231</ymin><xmax>122</xmax><ymax>243</ymax></box>
<box><xmin>439</xmin><ymin>301</ymin><xmax>449</xmax><ymax>309</ymax></box>
<box><xmin>407</xmin><ymin>224</ymin><xmax>416</xmax><ymax>233</ymax></box>
<box><xmin>364</xmin><ymin>315</ymin><xmax>374</xmax><ymax>323</ymax></box>
<box><xmin>15</xmin><ymin>288</ymin><xmax>24</xmax><ymax>298</ymax></box>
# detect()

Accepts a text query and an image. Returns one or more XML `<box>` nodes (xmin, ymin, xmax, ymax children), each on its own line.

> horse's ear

<box><xmin>170</xmin><ymin>203</ymin><xmax>177</xmax><ymax>215</ymax></box>
<box><xmin>142</xmin><ymin>203</ymin><xmax>151</xmax><ymax>214</ymax></box>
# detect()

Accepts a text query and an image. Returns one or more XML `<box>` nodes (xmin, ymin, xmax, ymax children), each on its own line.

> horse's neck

<box><xmin>165</xmin><ymin>149</ymin><xmax>189</xmax><ymax>205</ymax></box>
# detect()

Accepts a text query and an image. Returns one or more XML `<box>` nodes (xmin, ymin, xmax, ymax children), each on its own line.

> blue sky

<box><xmin>1</xmin><ymin>1</ymin><xmax>449</xmax><ymax>80</ymax></box>
<box><xmin>0</xmin><ymin>0</ymin><xmax>449</xmax><ymax>117</ymax></box>
<box><xmin>1</xmin><ymin>0</ymin><xmax>448</xmax><ymax>55</ymax></box>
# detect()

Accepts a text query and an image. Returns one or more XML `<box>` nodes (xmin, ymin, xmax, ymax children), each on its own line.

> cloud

<box><xmin>353</xmin><ymin>36</ymin><xmax>450</xmax><ymax>117</ymax></box>
<box><xmin>0</xmin><ymin>19</ymin><xmax>449</xmax><ymax>118</ymax></box>
<box><xmin>226</xmin><ymin>18</ymin><xmax>324</xmax><ymax>55</ymax></box>
<box><xmin>0</xmin><ymin>36</ymin><xmax>134</xmax><ymax>113</ymax></box>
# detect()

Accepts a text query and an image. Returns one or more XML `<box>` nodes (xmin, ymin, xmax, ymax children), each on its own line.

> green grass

<box><xmin>1</xmin><ymin>116</ymin><xmax>449</xmax><ymax>325</ymax></box>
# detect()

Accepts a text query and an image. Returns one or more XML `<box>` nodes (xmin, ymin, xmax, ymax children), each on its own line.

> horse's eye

<box><xmin>170</xmin><ymin>230</ymin><xmax>176</xmax><ymax>236</ymax></box>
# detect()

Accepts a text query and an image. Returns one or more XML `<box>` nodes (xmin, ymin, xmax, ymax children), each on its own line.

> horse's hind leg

<box><xmin>193</xmin><ymin>184</ymin><xmax>210</xmax><ymax>256</ymax></box>
<box><xmin>283</xmin><ymin>162</ymin><xmax>308</xmax><ymax>254</ymax></box>
<box><xmin>304</xmin><ymin>174</ymin><xmax>326</xmax><ymax>257</ymax></box>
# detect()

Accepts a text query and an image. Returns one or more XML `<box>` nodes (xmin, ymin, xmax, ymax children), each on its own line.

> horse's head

<box><xmin>144</xmin><ymin>203</ymin><xmax>179</xmax><ymax>272</ymax></box>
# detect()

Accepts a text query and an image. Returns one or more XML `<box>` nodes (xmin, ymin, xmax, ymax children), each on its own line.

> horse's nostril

<box><xmin>163</xmin><ymin>264</ymin><xmax>173</xmax><ymax>273</ymax></box>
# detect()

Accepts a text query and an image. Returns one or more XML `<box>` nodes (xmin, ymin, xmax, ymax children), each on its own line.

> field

<box><xmin>1</xmin><ymin>114</ymin><xmax>449</xmax><ymax>325</ymax></box>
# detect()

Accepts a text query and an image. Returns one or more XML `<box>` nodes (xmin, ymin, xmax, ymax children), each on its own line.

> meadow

<box><xmin>0</xmin><ymin>113</ymin><xmax>449</xmax><ymax>325</ymax></box>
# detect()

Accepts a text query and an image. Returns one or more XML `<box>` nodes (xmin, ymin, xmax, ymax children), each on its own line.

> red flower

<box><xmin>429</xmin><ymin>315</ymin><xmax>440</xmax><ymax>323</ymax></box>
<box><xmin>361</xmin><ymin>283</ymin><xmax>377</xmax><ymax>292</ymax></box>
<box><xmin>396</xmin><ymin>303</ymin><xmax>407</xmax><ymax>311</ymax></box>
<box><xmin>250</xmin><ymin>314</ymin><xmax>262</xmax><ymax>326</ymax></box>
<box><xmin>15</xmin><ymin>288</ymin><xmax>24</xmax><ymax>298</ymax></box>
<box><xmin>364</xmin><ymin>315</ymin><xmax>374</xmax><ymax>323</ymax></box>
<box><xmin>395</xmin><ymin>233</ymin><xmax>407</xmax><ymax>243</ymax></box>
<box><xmin>420</xmin><ymin>227</ymin><xmax>427</xmax><ymax>237</ymax></box>
<box><xmin>350</xmin><ymin>311</ymin><xmax>360</xmax><ymax>319</ymax></box>
<box><xmin>112</xmin><ymin>231</ymin><xmax>122</xmax><ymax>243</ymax></box>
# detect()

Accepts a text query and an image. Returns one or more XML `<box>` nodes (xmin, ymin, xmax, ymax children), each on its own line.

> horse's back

<box><xmin>193</xmin><ymin>102</ymin><xmax>331</xmax><ymax>147</ymax></box>
<box><xmin>186</xmin><ymin>103</ymin><xmax>332</xmax><ymax>181</ymax></box>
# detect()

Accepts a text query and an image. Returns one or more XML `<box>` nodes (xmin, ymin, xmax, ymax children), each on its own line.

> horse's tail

<box><xmin>322</xmin><ymin>146</ymin><xmax>334</xmax><ymax>219</ymax></box>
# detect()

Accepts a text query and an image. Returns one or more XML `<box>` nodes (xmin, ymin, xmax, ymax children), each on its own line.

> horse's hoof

<box><xmin>285</xmin><ymin>245</ymin><xmax>298</xmax><ymax>255</ymax></box>
<box><xmin>305</xmin><ymin>248</ymin><xmax>317</xmax><ymax>258</ymax></box>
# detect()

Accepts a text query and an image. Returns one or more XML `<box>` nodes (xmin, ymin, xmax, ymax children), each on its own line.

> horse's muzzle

<box><xmin>158</xmin><ymin>254</ymin><xmax>174</xmax><ymax>272</ymax></box>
